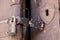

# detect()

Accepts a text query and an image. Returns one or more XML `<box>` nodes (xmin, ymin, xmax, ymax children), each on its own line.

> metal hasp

<box><xmin>20</xmin><ymin>18</ymin><xmax>29</xmax><ymax>27</ymax></box>
<box><xmin>30</xmin><ymin>19</ymin><xmax>44</xmax><ymax>29</ymax></box>
<box><xmin>18</xmin><ymin>17</ymin><xmax>44</xmax><ymax>29</ymax></box>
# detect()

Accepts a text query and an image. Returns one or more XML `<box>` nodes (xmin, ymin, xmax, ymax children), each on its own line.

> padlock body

<box><xmin>8</xmin><ymin>17</ymin><xmax>16</xmax><ymax>36</ymax></box>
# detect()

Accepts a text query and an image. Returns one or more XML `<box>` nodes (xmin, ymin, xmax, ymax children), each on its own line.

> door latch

<box><xmin>0</xmin><ymin>16</ymin><xmax>45</xmax><ymax>36</ymax></box>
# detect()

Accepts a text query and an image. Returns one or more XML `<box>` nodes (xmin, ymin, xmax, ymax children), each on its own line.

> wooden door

<box><xmin>31</xmin><ymin>0</ymin><xmax>59</xmax><ymax>40</ymax></box>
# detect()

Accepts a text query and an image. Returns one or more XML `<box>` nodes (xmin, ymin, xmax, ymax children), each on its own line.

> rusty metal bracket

<box><xmin>29</xmin><ymin>20</ymin><xmax>43</xmax><ymax>29</ymax></box>
<box><xmin>19</xmin><ymin>17</ymin><xmax>44</xmax><ymax>30</ymax></box>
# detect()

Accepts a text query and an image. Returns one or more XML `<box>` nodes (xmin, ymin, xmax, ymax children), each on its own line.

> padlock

<box><xmin>8</xmin><ymin>16</ymin><xmax>17</xmax><ymax>36</ymax></box>
<box><xmin>40</xmin><ymin>4</ymin><xmax>55</xmax><ymax>24</ymax></box>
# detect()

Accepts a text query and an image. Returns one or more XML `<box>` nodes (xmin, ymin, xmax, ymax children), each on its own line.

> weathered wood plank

<box><xmin>31</xmin><ymin>0</ymin><xmax>59</xmax><ymax>40</ymax></box>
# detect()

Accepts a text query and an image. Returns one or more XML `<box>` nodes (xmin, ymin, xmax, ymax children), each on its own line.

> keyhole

<box><xmin>11</xmin><ymin>18</ymin><xmax>14</xmax><ymax>22</ymax></box>
<box><xmin>46</xmin><ymin>9</ymin><xmax>49</xmax><ymax>16</ymax></box>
